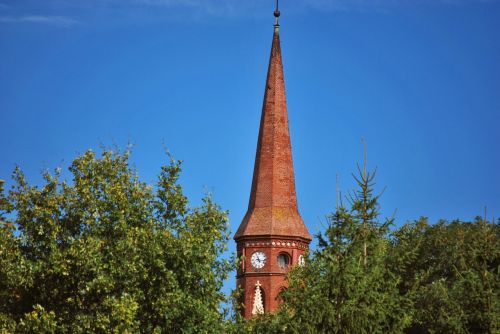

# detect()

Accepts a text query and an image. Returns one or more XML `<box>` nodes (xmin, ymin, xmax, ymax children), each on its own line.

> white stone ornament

<box><xmin>252</xmin><ymin>281</ymin><xmax>265</xmax><ymax>315</ymax></box>
<box><xmin>298</xmin><ymin>254</ymin><xmax>305</xmax><ymax>266</ymax></box>
<box><xmin>251</xmin><ymin>251</ymin><xmax>267</xmax><ymax>269</ymax></box>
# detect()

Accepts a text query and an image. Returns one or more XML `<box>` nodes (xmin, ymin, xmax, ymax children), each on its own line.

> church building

<box><xmin>234</xmin><ymin>4</ymin><xmax>312</xmax><ymax>319</ymax></box>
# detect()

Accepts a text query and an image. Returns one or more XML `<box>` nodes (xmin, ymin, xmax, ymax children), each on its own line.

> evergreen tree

<box><xmin>277</xmin><ymin>164</ymin><xmax>410</xmax><ymax>333</ymax></box>
<box><xmin>390</xmin><ymin>217</ymin><xmax>500</xmax><ymax>333</ymax></box>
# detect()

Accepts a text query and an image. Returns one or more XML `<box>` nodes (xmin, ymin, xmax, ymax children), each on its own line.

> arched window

<box><xmin>277</xmin><ymin>252</ymin><xmax>291</xmax><ymax>269</ymax></box>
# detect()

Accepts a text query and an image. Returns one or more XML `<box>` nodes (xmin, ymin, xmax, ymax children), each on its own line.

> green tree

<box><xmin>276</xmin><ymin>165</ymin><xmax>410</xmax><ymax>333</ymax></box>
<box><xmin>235</xmin><ymin>165</ymin><xmax>499</xmax><ymax>334</ymax></box>
<box><xmin>390</xmin><ymin>217</ymin><xmax>500</xmax><ymax>333</ymax></box>
<box><xmin>0</xmin><ymin>148</ymin><xmax>234</xmax><ymax>333</ymax></box>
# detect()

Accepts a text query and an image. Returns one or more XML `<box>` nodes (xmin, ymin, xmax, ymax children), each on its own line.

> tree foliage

<box><xmin>1</xmin><ymin>150</ymin><xmax>498</xmax><ymax>333</ymax></box>
<box><xmin>263</xmin><ymin>167</ymin><xmax>410</xmax><ymax>334</ymax></box>
<box><xmin>238</xmin><ymin>164</ymin><xmax>498</xmax><ymax>334</ymax></box>
<box><xmin>0</xmin><ymin>149</ymin><xmax>234</xmax><ymax>333</ymax></box>
<box><xmin>390</xmin><ymin>217</ymin><xmax>499</xmax><ymax>333</ymax></box>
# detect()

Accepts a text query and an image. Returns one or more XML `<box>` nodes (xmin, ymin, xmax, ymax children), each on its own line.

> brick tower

<box><xmin>234</xmin><ymin>3</ymin><xmax>312</xmax><ymax>319</ymax></box>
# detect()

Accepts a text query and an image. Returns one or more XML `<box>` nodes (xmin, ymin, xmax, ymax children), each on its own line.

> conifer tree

<box><xmin>390</xmin><ymin>217</ymin><xmax>500</xmax><ymax>333</ymax></box>
<box><xmin>278</xmin><ymin>163</ymin><xmax>410</xmax><ymax>333</ymax></box>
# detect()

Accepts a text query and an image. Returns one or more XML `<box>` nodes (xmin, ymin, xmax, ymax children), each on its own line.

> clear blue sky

<box><xmin>1</xmin><ymin>0</ymin><xmax>499</xmax><ymax>253</ymax></box>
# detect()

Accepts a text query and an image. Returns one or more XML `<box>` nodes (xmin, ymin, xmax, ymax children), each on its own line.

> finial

<box><xmin>274</xmin><ymin>0</ymin><xmax>280</xmax><ymax>32</ymax></box>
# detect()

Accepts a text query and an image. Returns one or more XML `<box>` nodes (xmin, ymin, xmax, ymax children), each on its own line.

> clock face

<box><xmin>251</xmin><ymin>251</ymin><xmax>267</xmax><ymax>269</ymax></box>
<box><xmin>298</xmin><ymin>255</ymin><xmax>305</xmax><ymax>267</ymax></box>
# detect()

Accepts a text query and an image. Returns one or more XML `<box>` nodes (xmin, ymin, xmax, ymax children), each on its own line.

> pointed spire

<box><xmin>235</xmin><ymin>7</ymin><xmax>311</xmax><ymax>242</ymax></box>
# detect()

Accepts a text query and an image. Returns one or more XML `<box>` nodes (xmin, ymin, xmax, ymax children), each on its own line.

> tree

<box><xmin>390</xmin><ymin>217</ymin><xmax>500</xmax><ymax>333</ymax></box>
<box><xmin>244</xmin><ymin>164</ymin><xmax>499</xmax><ymax>334</ymax></box>
<box><xmin>2</xmin><ymin>149</ymin><xmax>498</xmax><ymax>333</ymax></box>
<box><xmin>276</xmin><ymin>164</ymin><xmax>410</xmax><ymax>333</ymax></box>
<box><xmin>0</xmin><ymin>148</ymin><xmax>234</xmax><ymax>333</ymax></box>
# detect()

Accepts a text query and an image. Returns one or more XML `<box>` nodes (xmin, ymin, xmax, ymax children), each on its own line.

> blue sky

<box><xmin>1</xmin><ymin>0</ymin><xmax>499</xmax><ymax>273</ymax></box>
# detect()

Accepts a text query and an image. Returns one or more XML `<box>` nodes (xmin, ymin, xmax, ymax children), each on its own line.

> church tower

<box><xmin>234</xmin><ymin>3</ymin><xmax>312</xmax><ymax>318</ymax></box>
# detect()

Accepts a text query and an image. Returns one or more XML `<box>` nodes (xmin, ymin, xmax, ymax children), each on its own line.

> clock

<box><xmin>298</xmin><ymin>254</ymin><xmax>305</xmax><ymax>266</ymax></box>
<box><xmin>251</xmin><ymin>251</ymin><xmax>267</xmax><ymax>269</ymax></box>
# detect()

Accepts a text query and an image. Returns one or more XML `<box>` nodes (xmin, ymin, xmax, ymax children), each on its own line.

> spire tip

<box><xmin>274</xmin><ymin>0</ymin><xmax>280</xmax><ymax>31</ymax></box>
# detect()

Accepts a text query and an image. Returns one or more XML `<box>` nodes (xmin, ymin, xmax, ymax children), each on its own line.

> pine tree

<box><xmin>279</xmin><ymin>163</ymin><xmax>410</xmax><ymax>333</ymax></box>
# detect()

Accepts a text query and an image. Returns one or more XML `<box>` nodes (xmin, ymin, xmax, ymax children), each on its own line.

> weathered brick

<box><xmin>234</xmin><ymin>27</ymin><xmax>311</xmax><ymax>319</ymax></box>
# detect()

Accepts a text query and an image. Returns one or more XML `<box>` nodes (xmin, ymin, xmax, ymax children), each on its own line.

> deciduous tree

<box><xmin>0</xmin><ymin>149</ymin><xmax>234</xmax><ymax>333</ymax></box>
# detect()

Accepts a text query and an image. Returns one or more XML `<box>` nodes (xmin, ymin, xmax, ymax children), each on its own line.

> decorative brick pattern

<box><xmin>234</xmin><ymin>27</ymin><xmax>312</xmax><ymax>319</ymax></box>
<box><xmin>234</xmin><ymin>29</ymin><xmax>311</xmax><ymax>242</ymax></box>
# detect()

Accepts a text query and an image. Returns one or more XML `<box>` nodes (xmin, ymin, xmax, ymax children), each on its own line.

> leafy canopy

<box><xmin>0</xmin><ymin>148</ymin><xmax>234</xmax><ymax>333</ymax></box>
<box><xmin>1</xmin><ymin>149</ymin><xmax>498</xmax><ymax>334</ymax></box>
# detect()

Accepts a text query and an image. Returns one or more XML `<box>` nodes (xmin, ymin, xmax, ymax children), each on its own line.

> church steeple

<box><xmin>234</xmin><ymin>4</ymin><xmax>311</xmax><ymax>242</ymax></box>
<box><xmin>234</xmin><ymin>4</ymin><xmax>312</xmax><ymax>319</ymax></box>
